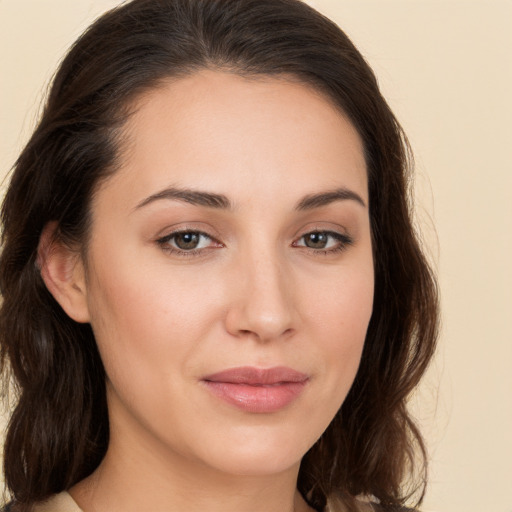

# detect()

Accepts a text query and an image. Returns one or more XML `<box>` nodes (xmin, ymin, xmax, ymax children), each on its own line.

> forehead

<box><xmin>99</xmin><ymin>70</ymin><xmax>367</xmax><ymax>210</ymax></box>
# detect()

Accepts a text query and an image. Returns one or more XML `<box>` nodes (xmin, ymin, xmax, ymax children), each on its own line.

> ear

<box><xmin>38</xmin><ymin>222</ymin><xmax>91</xmax><ymax>323</ymax></box>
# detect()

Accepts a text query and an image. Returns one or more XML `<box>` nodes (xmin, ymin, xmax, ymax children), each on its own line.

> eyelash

<box><xmin>156</xmin><ymin>230</ymin><xmax>219</xmax><ymax>258</ymax></box>
<box><xmin>156</xmin><ymin>229</ymin><xmax>353</xmax><ymax>258</ymax></box>
<box><xmin>292</xmin><ymin>231</ymin><xmax>354</xmax><ymax>255</ymax></box>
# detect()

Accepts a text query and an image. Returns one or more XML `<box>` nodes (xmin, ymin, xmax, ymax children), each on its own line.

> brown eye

<box><xmin>173</xmin><ymin>232</ymin><xmax>201</xmax><ymax>250</ymax></box>
<box><xmin>303</xmin><ymin>232</ymin><xmax>329</xmax><ymax>249</ymax></box>
<box><xmin>157</xmin><ymin>230</ymin><xmax>217</xmax><ymax>254</ymax></box>
<box><xmin>293</xmin><ymin>231</ymin><xmax>353</xmax><ymax>254</ymax></box>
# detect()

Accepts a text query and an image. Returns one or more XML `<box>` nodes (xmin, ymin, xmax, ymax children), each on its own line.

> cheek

<box><xmin>83</xmin><ymin>258</ymin><xmax>210</xmax><ymax>442</ymax></box>
<box><xmin>84</xmin><ymin>251</ymin><xmax>167</xmax><ymax>373</ymax></box>
<box><xmin>83</xmin><ymin>242</ymin><xmax>227</xmax><ymax>388</ymax></box>
<box><xmin>304</xmin><ymin>265</ymin><xmax>374</xmax><ymax>394</ymax></box>
<box><xmin>306</xmin><ymin>261</ymin><xmax>374</xmax><ymax>337</ymax></box>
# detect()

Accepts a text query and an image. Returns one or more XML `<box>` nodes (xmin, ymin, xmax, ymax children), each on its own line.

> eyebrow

<box><xmin>134</xmin><ymin>188</ymin><xmax>232</xmax><ymax>211</ymax></box>
<box><xmin>134</xmin><ymin>186</ymin><xmax>366</xmax><ymax>211</ymax></box>
<box><xmin>295</xmin><ymin>188</ymin><xmax>366</xmax><ymax>210</ymax></box>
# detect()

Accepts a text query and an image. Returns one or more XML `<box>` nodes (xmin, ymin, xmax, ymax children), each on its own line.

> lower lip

<box><xmin>203</xmin><ymin>381</ymin><xmax>307</xmax><ymax>413</ymax></box>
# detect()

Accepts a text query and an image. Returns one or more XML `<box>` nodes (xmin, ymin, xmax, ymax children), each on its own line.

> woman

<box><xmin>0</xmin><ymin>1</ymin><xmax>438</xmax><ymax>511</ymax></box>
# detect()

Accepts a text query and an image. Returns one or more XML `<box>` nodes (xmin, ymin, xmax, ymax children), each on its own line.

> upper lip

<box><xmin>203</xmin><ymin>366</ymin><xmax>309</xmax><ymax>385</ymax></box>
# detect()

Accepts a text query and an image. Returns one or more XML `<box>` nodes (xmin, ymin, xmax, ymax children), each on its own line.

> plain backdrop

<box><xmin>1</xmin><ymin>1</ymin><xmax>511</xmax><ymax>512</ymax></box>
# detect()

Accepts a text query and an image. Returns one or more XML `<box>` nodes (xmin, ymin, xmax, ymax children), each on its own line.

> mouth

<box><xmin>202</xmin><ymin>366</ymin><xmax>309</xmax><ymax>413</ymax></box>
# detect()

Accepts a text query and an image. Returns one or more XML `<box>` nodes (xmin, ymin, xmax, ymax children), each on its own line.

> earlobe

<box><xmin>38</xmin><ymin>222</ymin><xmax>91</xmax><ymax>323</ymax></box>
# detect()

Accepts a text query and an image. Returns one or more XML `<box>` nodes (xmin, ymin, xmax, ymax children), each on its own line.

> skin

<box><xmin>42</xmin><ymin>70</ymin><xmax>374</xmax><ymax>512</ymax></box>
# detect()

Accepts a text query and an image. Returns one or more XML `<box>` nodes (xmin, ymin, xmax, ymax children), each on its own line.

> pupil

<box><xmin>175</xmin><ymin>232</ymin><xmax>199</xmax><ymax>250</ymax></box>
<box><xmin>306</xmin><ymin>233</ymin><xmax>328</xmax><ymax>249</ymax></box>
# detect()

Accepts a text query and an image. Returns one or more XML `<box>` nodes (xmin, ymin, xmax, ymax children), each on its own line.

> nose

<box><xmin>224</xmin><ymin>249</ymin><xmax>296</xmax><ymax>343</ymax></box>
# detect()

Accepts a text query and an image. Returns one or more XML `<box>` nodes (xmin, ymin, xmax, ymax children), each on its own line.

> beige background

<box><xmin>1</xmin><ymin>1</ymin><xmax>511</xmax><ymax>511</ymax></box>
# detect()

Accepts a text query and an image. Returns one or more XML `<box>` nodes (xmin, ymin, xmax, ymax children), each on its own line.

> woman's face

<box><xmin>79</xmin><ymin>70</ymin><xmax>374</xmax><ymax>477</ymax></box>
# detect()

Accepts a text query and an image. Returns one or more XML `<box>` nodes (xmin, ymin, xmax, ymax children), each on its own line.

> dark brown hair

<box><xmin>0</xmin><ymin>1</ymin><xmax>438</xmax><ymax>511</ymax></box>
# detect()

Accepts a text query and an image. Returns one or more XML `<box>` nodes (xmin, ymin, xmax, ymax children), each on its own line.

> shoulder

<box><xmin>363</xmin><ymin>505</ymin><xmax>418</xmax><ymax>512</ymax></box>
<box><xmin>1</xmin><ymin>492</ymin><xmax>82</xmax><ymax>512</ymax></box>
<box><xmin>366</xmin><ymin>505</ymin><xmax>418</xmax><ymax>512</ymax></box>
<box><xmin>326</xmin><ymin>497</ymin><xmax>418</xmax><ymax>512</ymax></box>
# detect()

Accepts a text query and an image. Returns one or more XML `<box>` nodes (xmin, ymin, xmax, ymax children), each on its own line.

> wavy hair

<box><xmin>0</xmin><ymin>1</ymin><xmax>438</xmax><ymax>511</ymax></box>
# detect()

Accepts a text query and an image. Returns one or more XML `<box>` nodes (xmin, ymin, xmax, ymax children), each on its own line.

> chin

<box><xmin>210</xmin><ymin>450</ymin><xmax>302</xmax><ymax>477</ymax></box>
<box><xmin>194</xmin><ymin>424</ymin><xmax>317</xmax><ymax>477</ymax></box>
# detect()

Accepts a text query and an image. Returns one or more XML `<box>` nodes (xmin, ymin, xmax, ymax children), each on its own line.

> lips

<box><xmin>202</xmin><ymin>366</ymin><xmax>309</xmax><ymax>413</ymax></box>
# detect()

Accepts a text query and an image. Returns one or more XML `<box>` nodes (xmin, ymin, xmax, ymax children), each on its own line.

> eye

<box><xmin>156</xmin><ymin>230</ymin><xmax>221</xmax><ymax>255</ymax></box>
<box><xmin>293</xmin><ymin>230</ymin><xmax>353</xmax><ymax>254</ymax></box>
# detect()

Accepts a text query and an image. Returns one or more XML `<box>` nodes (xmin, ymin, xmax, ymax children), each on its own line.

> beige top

<box><xmin>28</xmin><ymin>491</ymin><xmax>380</xmax><ymax>512</ymax></box>
<box><xmin>32</xmin><ymin>492</ymin><xmax>82</xmax><ymax>512</ymax></box>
